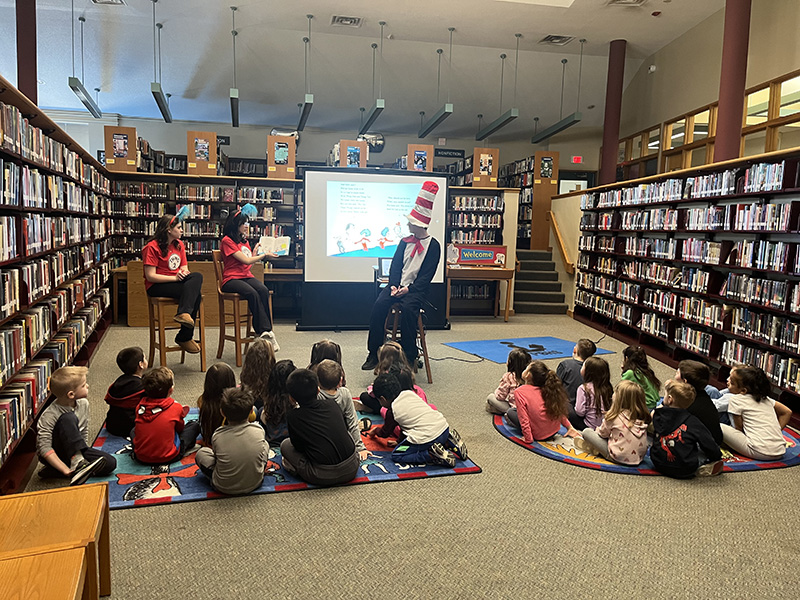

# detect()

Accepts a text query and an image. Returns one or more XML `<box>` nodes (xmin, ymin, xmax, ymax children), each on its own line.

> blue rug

<box><xmin>444</xmin><ymin>336</ymin><xmax>614</xmax><ymax>364</ymax></box>
<box><xmin>89</xmin><ymin>409</ymin><xmax>481</xmax><ymax>509</ymax></box>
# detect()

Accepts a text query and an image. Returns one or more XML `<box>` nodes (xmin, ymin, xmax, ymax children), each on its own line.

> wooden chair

<box><xmin>384</xmin><ymin>303</ymin><xmax>433</xmax><ymax>384</ymax></box>
<box><xmin>147</xmin><ymin>295</ymin><xmax>207</xmax><ymax>372</ymax></box>
<box><xmin>211</xmin><ymin>250</ymin><xmax>273</xmax><ymax>367</ymax></box>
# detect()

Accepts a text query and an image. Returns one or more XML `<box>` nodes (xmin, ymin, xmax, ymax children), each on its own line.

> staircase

<box><xmin>514</xmin><ymin>249</ymin><xmax>568</xmax><ymax>314</ymax></box>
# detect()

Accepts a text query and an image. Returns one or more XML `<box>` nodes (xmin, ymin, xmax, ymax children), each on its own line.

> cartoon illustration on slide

<box><xmin>393</xmin><ymin>221</ymin><xmax>403</xmax><ymax>238</ymax></box>
<box><xmin>377</xmin><ymin>226</ymin><xmax>392</xmax><ymax>249</ymax></box>
<box><xmin>335</xmin><ymin>236</ymin><xmax>345</xmax><ymax>254</ymax></box>
<box><xmin>357</xmin><ymin>229</ymin><xmax>372</xmax><ymax>251</ymax></box>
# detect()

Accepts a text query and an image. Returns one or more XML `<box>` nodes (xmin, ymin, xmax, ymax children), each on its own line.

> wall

<box><xmin>621</xmin><ymin>0</ymin><xmax>800</xmax><ymax>138</ymax></box>
<box><xmin>549</xmin><ymin>192</ymin><xmax>583</xmax><ymax>313</ymax></box>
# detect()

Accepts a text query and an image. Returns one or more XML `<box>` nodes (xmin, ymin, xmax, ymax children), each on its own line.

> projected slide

<box><xmin>326</xmin><ymin>181</ymin><xmax>424</xmax><ymax>258</ymax></box>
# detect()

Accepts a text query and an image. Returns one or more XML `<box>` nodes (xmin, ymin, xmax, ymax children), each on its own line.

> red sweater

<box><xmin>133</xmin><ymin>396</ymin><xmax>189</xmax><ymax>464</ymax></box>
<box><xmin>515</xmin><ymin>385</ymin><xmax>571</xmax><ymax>444</ymax></box>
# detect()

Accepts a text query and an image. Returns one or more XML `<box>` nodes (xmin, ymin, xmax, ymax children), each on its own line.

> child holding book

<box><xmin>195</xmin><ymin>387</ymin><xmax>268</xmax><ymax>495</ymax></box>
<box><xmin>260</xmin><ymin>359</ymin><xmax>296</xmax><ymax>447</ymax></box>
<box><xmin>132</xmin><ymin>367</ymin><xmax>201</xmax><ymax>464</ymax></box>
<box><xmin>316</xmin><ymin>359</ymin><xmax>370</xmax><ymax>461</ymax></box>
<box><xmin>280</xmin><ymin>369</ymin><xmax>360</xmax><ymax>486</ymax></box>
<box><xmin>103</xmin><ymin>346</ymin><xmax>147</xmax><ymax>437</ymax></box>
<box><xmin>37</xmin><ymin>366</ymin><xmax>117</xmax><ymax>486</ymax></box>
<box><xmin>556</xmin><ymin>338</ymin><xmax>596</xmax><ymax>405</ymax></box>
<box><xmin>486</xmin><ymin>348</ymin><xmax>531</xmax><ymax>415</ymax></box>
<box><xmin>575</xmin><ymin>380</ymin><xmax>651</xmax><ymax>466</ymax></box>
<box><xmin>620</xmin><ymin>346</ymin><xmax>661</xmax><ymax>409</ymax></box>
<box><xmin>650</xmin><ymin>379</ymin><xmax>723</xmax><ymax>478</ymax></box>
<box><xmin>197</xmin><ymin>362</ymin><xmax>237</xmax><ymax>447</ymax></box>
<box><xmin>719</xmin><ymin>365</ymin><xmax>792</xmax><ymax>460</ymax></box>
<box><xmin>506</xmin><ymin>361</ymin><xmax>581</xmax><ymax>443</ymax></box>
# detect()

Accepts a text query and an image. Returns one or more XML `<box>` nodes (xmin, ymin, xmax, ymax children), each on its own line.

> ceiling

<box><xmin>0</xmin><ymin>0</ymin><xmax>725</xmax><ymax>142</ymax></box>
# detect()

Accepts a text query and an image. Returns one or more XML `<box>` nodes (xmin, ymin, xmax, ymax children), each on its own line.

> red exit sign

<box><xmin>571</xmin><ymin>155</ymin><xmax>583</xmax><ymax>164</ymax></box>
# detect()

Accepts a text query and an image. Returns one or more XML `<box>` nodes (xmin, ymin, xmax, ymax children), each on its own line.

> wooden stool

<box><xmin>147</xmin><ymin>295</ymin><xmax>207</xmax><ymax>372</ymax></box>
<box><xmin>384</xmin><ymin>303</ymin><xmax>433</xmax><ymax>384</ymax></box>
<box><xmin>211</xmin><ymin>250</ymin><xmax>273</xmax><ymax>367</ymax></box>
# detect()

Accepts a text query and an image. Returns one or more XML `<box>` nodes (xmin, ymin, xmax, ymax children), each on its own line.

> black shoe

<box><xmin>70</xmin><ymin>457</ymin><xmax>105</xmax><ymax>486</ymax></box>
<box><xmin>361</xmin><ymin>354</ymin><xmax>378</xmax><ymax>371</ymax></box>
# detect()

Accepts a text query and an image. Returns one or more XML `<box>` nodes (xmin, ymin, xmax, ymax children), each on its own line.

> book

<box><xmin>258</xmin><ymin>235</ymin><xmax>291</xmax><ymax>256</ymax></box>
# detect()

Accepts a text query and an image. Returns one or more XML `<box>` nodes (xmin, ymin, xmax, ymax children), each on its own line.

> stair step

<box><xmin>514</xmin><ymin>301</ymin><xmax>569</xmax><ymax>314</ymax></box>
<box><xmin>518</xmin><ymin>260</ymin><xmax>556</xmax><ymax>272</ymax></box>
<box><xmin>514</xmin><ymin>290</ymin><xmax>566</xmax><ymax>303</ymax></box>
<box><xmin>515</xmin><ymin>280</ymin><xmax>562</xmax><ymax>292</ymax></box>
<box><xmin>516</xmin><ymin>249</ymin><xmax>553</xmax><ymax>261</ymax></box>
<box><xmin>516</xmin><ymin>270</ymin><xmax>559</xmax><ymax>281</ymax></box>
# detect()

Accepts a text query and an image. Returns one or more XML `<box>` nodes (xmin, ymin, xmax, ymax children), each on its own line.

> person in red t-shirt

<box><xmin>220</xmin><ymin>207</ymin><xmax>279</xmax><ymax>351</ymax></box>
<box><xmin>142</xmin><ymin>214</ymin><xmax>204</xmax><ymax>354</ymax></box>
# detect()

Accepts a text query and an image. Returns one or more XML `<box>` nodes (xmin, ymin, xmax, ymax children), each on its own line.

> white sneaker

<box><xmin>261</xmin><ymin>330</ymin><xmax>280</xmax><ymax>352</ymax></box>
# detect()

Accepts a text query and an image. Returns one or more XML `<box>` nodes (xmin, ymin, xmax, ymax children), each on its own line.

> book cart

<box><xmin>0</xmin><ymin>74</ymin><xmax>115</xmax><ymax>493</ymax></box>
<box><xmin>570</xmin><ymin>147</ymin><xmax>800</xmax><ymax>422</ymax></box>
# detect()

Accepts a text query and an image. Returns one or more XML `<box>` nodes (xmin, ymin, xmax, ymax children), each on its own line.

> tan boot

<box><xmin>174</xmin><ymin>313</ymin><xmax>194</xmax><ymax>327</ymax></box>
<box><xmin>177</xmin><ymin>339</ymin><xmax>201</xmax><ymax>354</ymax></box>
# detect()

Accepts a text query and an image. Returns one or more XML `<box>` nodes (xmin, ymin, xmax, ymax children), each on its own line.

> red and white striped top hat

<box><xmin>407</xmin><ymin>181</ymin><xmax>439</xmax><ymax>228</ymax></box>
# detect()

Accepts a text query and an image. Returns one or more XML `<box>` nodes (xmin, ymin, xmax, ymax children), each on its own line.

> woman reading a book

<box><xmin>143</xmin><ymin>210</ymin><xmax>204</xmax><ymax>354</ymax></box>
<box><xmin>219</xmin><ymin>205</ymin><xmax>280</xmax><ymax>352</ymax></box>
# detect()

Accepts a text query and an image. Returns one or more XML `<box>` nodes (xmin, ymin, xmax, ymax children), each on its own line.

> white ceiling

<box><xmin>0</xmin><ymin>0</ymin><xmax>725</xmax><ymax>141</ymax></box>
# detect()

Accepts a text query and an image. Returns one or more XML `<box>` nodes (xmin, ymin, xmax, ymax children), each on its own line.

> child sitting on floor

<box><xmin>260</xmin><ymin>359</ymin><xmax>296</xmax><ymax>447</ymax></box>
<box><xmin>357</xmin><ymin>340</ymin><xmax>429</xmax><ymax>413</ymax></box>
<box><xmin>569</xmin><ymin>356</ymin><xmax>613</xmax><ymax>431</ymax></box>
<box><xmin>316</xmin><ymin>359</ymin><xmax>370</xmax><ymax>461</ymax></box>
<box><xmin>132</xmin><ymin>367</ymin><xmax>201</xmax><ymax>464</ymax></box>
<box><xmin>280</xmin><ymin>368</ymin><xmax>360</xmax><ymax>486</ymax></box>
<box><xmin>620</xmin><ymin>346</ymin><xmax>661</xmax><ymax>409</ymax></box>
<box><xmin>308</xmin><ymin>339</ymin><xmax>347</xmax><ymax>387</ymax></box>
<box><xmin>103</xmin><ymin>346</ymin><xmax>147</xmax><ymax>438</ymax></box>
<box><xmin>506</xmin><ymin>361</ymin><xmax>581</xmax><ymax>443</ymax></box>
<box><xmin>651</xmin><ymin>379</ymin><xmax>723</xmax><ymax>478</ymax></box>
<box><xmin>197</xmin><ymin>362</ymin><xmax>237</xmax><ymax>447</ymax></box>
<box><xmin>719</xmin><ymin>365</ymin><xmax>792</xmax><ymax>460</ymax></box>
<box><xmin>486</xmin><ymin>348</ymin><xmax>531</xmax><ymax>415</ymax></box>
<box><xmin>371</xmin><ymin>372</ymin><xmax>467</xmax><ymax>467</ymax></box>
<box><xmin>575</xmin><ymin>380</ymin><xmax>651</xmax><ymax>466</ymax></box>
<box><xmin>556</xmin><ymin>338</ymin><xmax>597</xmax><ymax>406</ymax></box>
<box><xmin>241</xmin><ymin>339</ymin><xmax>275</xmax><ymax>411</ymax></box>
<box><xmin>674</xmin><ymin>360</ymin><xmax>723</xmax><ymax>445</ymax></box>
<box><xmin>195</xmin><ymin>387</ymin><xmax>268</xmax><ymax>495</ymax></box>
<box><xmin>37</xmin><ymin>366</ymin><xmax>117</xmax><ymax>485</ymax></box>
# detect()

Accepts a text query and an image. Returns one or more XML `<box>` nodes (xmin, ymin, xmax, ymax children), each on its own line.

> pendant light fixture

<box><xmin>531</xmin><ymin>39</ymin><xmax>585</xmax><ymax>143</ymax></box>
<box><xmin>477</xmin><ymin>33</ymin><xmax>522</xmax><ymax>141</ymax></box>
<box><xmin>229</xmin><ymin>7</ymin><xmax>239</xmax><ymax>127</ymax></box>
<box><xmin>419</xmin><ymin>27</ymin><xmax>455</xmax><ymax>138</ymax></box>
<box><xmin>150</xmin><ymin>0</ymin><xmax>172</xmax><ymax>123</ymax></box>
<box><xmin>68</xmin><ymin>5</ymin><xmax>101</xmax><ymax>118</ymax></box>
<box><xmin>359</xmin><ymin>21</ymin><xmax>386</xmax><ymax>136</ymax></box>
<box><xmin>297</xmin><ymin>14</ymin><xmax>314</xmax><ymax>131</ymax></box>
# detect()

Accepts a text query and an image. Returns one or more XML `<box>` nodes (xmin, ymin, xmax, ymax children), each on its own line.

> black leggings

<box><xmin>147</xmin><ymin>272</ymin><xmax>203</xmax><ymax>342</ymax></box>
<box><xmin>221</xmin><ymin>277</ymin><xmax>272</xmax><ymax>334</ymax></box>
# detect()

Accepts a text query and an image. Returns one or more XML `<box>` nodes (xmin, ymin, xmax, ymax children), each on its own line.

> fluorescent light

<box><xmin>358</xmin><ymin>99</ymin><xmax>385</xmax><ymax>135</ymax></box>
<box><xmin>297</xmin><ymin>93</ymin><xmax>314</xmax><ymax>131</ymax></box>
<box><xmin>151</xmin><ymin>81</ymin><xmax>173</xmax><ymax>123</ymax></box>
<box><xmin>230</xmin><ymin>88</ymin><xmax>239</xmax><ymax>127</ymax></box>
<box><xmin>418</xmin><ymin>103</ymin><xmax>453</xmax><ymax>138</ymax></box>
<box><xmin>476</xmin><ymin>107</ymin><xmax>518</xmax><ymax>141</ymax></box>
<box><xmin>68</xmin><ymin>77</ymin><xmax>102</xmax><ymax>118</ymax></box>
<box><xmin>530</xmin><ymin>111</ymin><xmax>582</xmax><ymax>143</ymax></box>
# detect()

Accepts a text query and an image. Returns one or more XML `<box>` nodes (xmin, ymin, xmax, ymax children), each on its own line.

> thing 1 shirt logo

<box><xmin>168</xmin><ymin>253</ymin><xmax>181</xmax><ymax>271</ymax></box>
<box><xmin>241</xmin><ymin>245</ymin><xmax>252</xmax><ymax>258</ymax></box>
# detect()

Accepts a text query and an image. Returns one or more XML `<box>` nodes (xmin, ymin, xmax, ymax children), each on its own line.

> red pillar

<box><xmin>16</xmin><ymin>0</ymin><xmax>37</xmax><ymax>104</ymax></box>
<box><xmin>599</xmin><ymin>39</ymin><xmax>627</xmax><ymax>185</ymax></box>
<box><xmin>714</xmin><ymin>0</ymin><xmax>752</xmax><ymax>162</ymax></box>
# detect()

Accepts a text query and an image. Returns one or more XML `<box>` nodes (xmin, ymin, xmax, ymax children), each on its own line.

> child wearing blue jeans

<box><xmin>370</xmin><ymin>372</ymin><xmax>467</xmax><ymax>467</ymax></box>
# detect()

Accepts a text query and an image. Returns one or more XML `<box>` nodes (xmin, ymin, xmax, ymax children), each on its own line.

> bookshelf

<box><xmin>0</xmin><ymin>75</ymin><xmax>115</xmax><ymax>492</ymax></box>
<box><xmin>573</xmin><ymin>148</ymin><xmax>800</xmax><ymax>420</ymax></box>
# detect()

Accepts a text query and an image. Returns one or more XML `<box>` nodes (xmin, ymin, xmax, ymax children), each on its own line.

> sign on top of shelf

<box><xmin>447</xmin><ymin>243</ymin><xmax>507</xmax><ymax>267</ymax></box>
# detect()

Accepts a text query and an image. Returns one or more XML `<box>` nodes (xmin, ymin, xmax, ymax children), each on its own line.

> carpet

<box><xmin>444</xmin><ymin>336</ymin><xmax>614</xmax><ymax>364</ymax></box>
<box><xmin>492</xmin><ymin>414</ymin><xmax>800</xmax><ymax>475</ymax></box>
<box><xmin>89</xmin><ymin>409</ymin><xmax>481</xmax><ymax>509</ymax></box>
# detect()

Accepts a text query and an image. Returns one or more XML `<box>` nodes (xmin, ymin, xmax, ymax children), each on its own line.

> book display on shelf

<box><xmin>187</xmin><ymin>131</ymin><xmax>218</xmax><ymax>176</ymax></box>
<box><xmin>407</xmin><ymin>144</ymin><xmax>434</xmax><ymax>173</ymax></box>
<box><xmin>572</xmin><ymin>152</ymin><xmax>800</xmax><ymax>417</ymax></box>
<box><xmin>267</xmin><ymin>135</ymin><xmax>296</xmax><ymax>179</ymax></box>
<box><xmin>0</xmin><ymin>81</ymin><xmax>115</xmax><ymax>491</ymax></box>
<box><xmin>103</xmin><ymin>126</ymin><xmax>137</xmax><ymax>173</ymax></box>
<box><xmin>446</xmin><ymin>190</ymin><xmax>504</xmax><ymax>246</ymax></box>
<box><xmin>472</xmin><ymin>147</ymin><xmax>499</xmax><ymax>188</ymax></box>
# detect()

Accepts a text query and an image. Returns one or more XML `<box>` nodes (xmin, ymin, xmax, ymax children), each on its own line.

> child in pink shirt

<box><xmin>486</xmin><ymin>348</ymin><xmax>531</xmax><ymax>415</ymax></box>
<box><xmin>575</xmin><ymin>380</ymin><xmax>651</xmax><ymax>465</ymax></box>
<box><xmin>506</xmin><ymin>361</ymin><xmax>581</xmax><ymax>443</ymax></box>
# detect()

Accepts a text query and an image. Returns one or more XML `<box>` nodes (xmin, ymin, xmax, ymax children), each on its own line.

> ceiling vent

<box><xmin>606</xmin><ymin>0</ymin><xmax>647</xmax><ymax>6</ymax></box>
<box><xmin>90</xmin><ymin>0</ymin><xmax>127</xmax><ymax>5</ymax></box>
<box><xmin>331</xmin><ymin>15</ymin><xmax>363</xmax><ymax>28</ymax></box>
<box><xmin>538</xmin><ymin>35</ymin><xmax>575</xmax><ymax>46</ymax></box>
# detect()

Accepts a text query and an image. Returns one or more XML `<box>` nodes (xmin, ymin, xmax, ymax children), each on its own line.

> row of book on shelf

<box><xmin>449</xmin><ymin>196</ymin><xmax>504</xmax><ymax>211</ymax></box>
<box><xmin>450</xmin><ymin>283</ymin><xmax>493</xmax><ymax>300</ymax></box>
<box><xmin>175</xmin><ymin>185</ymin><xmax>293</xmax><ymax>203</ymax></box>
<box><xmin>1</xmin><ymin>160</ymin><xmax>111</xmax><ymax>212</ymax></box>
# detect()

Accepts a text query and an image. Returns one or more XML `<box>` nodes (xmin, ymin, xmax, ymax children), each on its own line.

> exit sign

<box><xmin>571</xmin><ymin>155</ymin><xmax>583</xmax><ymax>164</ymax></box>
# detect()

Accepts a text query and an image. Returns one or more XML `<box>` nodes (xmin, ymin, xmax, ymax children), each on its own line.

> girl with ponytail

<box><xmin>506</xmin><ymin>360</ymin><xmax>581</xmax><ymax>443</ymax></box>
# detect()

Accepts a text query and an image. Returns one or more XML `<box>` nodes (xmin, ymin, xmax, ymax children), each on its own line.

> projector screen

<box><xmin>304</xmin><ymin>169</ymin><xmax>448</xmax><ymax>283</ymax></box>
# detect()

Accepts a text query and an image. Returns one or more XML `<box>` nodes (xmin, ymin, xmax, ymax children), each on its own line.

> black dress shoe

<box><xmin>361</xmin><ymin>354</ymin><xmax>378</xmax><ymax>370</ymax></box>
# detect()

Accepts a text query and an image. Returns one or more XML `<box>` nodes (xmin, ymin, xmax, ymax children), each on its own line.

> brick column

<box><xmin>599</xmin><ymin>39</ymin><xmax>626</xmax><ymax>185</ymax></box>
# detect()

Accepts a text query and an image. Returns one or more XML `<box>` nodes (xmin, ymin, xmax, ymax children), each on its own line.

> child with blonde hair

<box><xmin>506</xmin><ymin>361</ymin><xmax>581</xmax><ymax>443</ymax></box>
<box><xmin>575</xmin><ymin>380</ymin><xmax>651</xmax><ymax>465</ymax></box>
<box><xmin>486</xmin><ymin>348</ymin><xmax>530</xmax><ymax>415</ymax></box>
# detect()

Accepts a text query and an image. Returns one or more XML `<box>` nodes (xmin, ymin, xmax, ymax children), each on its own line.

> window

<box><xmin>778</xmin><ymin>75</ymin><xmax>800</xmax><ymax>118</ymax></box>
<box><xmin>774</xmin><ymin>121</ymin><xmax>800</xmax><ymax>150</ymax></box>
<box><xmin>666</xmin><ymin>119</ymin><xmax>686</xmax><ymax>149</ymax></box>
<box><xmin>692</xmin><ymin>109</ymin><xmax>711</xmax><ymax>142</ymax></box>
<box><xmin>741</xmin><ymin>129</ymin><xmax>766</xmax><ymax>157</ymax></box>
<box><xmin>745</xmin><ymin>87</ymin><xmax>770</xmax><ymax>126</ymax></box>
<box><xmin>646</xmin><ymin>127</ymin><xmax>661</xmax><ymax>155</ymax></box>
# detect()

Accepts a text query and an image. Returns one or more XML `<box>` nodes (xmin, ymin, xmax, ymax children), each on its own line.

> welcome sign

<box><xmin>453</xmin><ymin>244</ymin><xmax>507</xmax><ymax>266</ymax></box>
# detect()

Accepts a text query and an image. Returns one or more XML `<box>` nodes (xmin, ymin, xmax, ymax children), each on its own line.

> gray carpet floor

<box><xmin>24</xmin><ymin>314</ymin><xmax>800</xmax><ymax>599</ymax></box>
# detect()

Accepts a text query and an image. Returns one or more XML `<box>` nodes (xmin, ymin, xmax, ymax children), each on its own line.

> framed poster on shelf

<box><xmin>267</xmin><ymin>135</ymin><xmax>296</xmax><ymax>179</ymax></box>
<box><xmin>187</xmin><ymin>130</ymin><xmax>218</xmax><ymax>175</ymax></box>
<box><xmin>472</xmin><ymin>147</ymin><xmax>500</xmax><ymax>187</ymax></box>
<box><xmin>103</xmin><ymin>125</ymin><xmax>137</xmax><ymax>172</ymax></box>
<box><xmin>407</xmin><ymin>144</ymin><xmax>434</xmax><ymax>172</ymax></box>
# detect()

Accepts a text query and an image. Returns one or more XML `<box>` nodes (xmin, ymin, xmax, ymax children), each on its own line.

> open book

<box><xmin>259</xmin><ymin>235</ymin><xmax>291</xmax><ymax>256</ymax></box>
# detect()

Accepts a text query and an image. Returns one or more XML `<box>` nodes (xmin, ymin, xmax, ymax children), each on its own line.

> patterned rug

<box><xmin>88</xmin><ymin>409</ymin><xmax>481</xmax><ymax>509</ymax></box>
<box><xmin>492</xmin><ymin>414</ymin><xmax>800</xmax><ymax>475</ymax></box>
<box><xmin>444</xmin><ymin>336</ymin><xmax>614</xmax><ymax>364</ymax></box>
